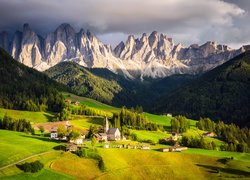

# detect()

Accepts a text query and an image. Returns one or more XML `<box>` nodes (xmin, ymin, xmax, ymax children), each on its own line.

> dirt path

<box><xmin>0</xmin><ymin>151</ymin><xmax>53</xmax><ymax>171</ymax></box>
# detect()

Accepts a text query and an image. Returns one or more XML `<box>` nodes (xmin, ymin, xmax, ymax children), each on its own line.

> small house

<box><xmin>170</xmin><ymin>132</ymin><xmax>179</xmax><ymax>141</ymax></box>
<box><xmin>50</xmin><ymin>129</ymin><xmax>58</xmax><ymax>139</ymax></box>
<box><xmin>66</xmin><ymin>144</ymin><xmax>78</xmax><ymax>152</ymax></box>
<box><xmin>160</xmin><ymin>148</ymin><xmax>169</xmax><ymax>152</ymax></box>
<box><xmin>166</xmin><ymin>113</ymin><xmax>172</xmax><ymax>117</ymax></box>
<box><xmin>141</xmin><ymin>145</ymin><xmax>150</xmax><ymax>150</ymax></box>
<box><xmin>95</xmin><ymin>133</ymin><xmax>108</xmax><ymax>142</ymax></box>
<box><xmin>71</xmin><ymin>101</ymin><xmax>80</xmax><ymax>106</ymax></box>
<box><xmin>64</xmin><ymin>99</ymin><xmax>71</xmax><ymax>103</ymax></box>
<box><xmin>203</xmin><ymin>132</ymin><xmax>216</xmax><ymax>137</ymax></box>
<box><xmin>70</xmin><ymin>138</ymin><xmax>83</xmax><ymax>145</ymax></box>
<box><xmin>171</xmin><ymin>145</ymin><xmax>188</xmax><ymax>152</ymax></box>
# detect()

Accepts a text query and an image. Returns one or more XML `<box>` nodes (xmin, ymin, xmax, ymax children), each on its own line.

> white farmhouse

<box><xmin>50</xmin><ymin>129</ymin><xmax>58</xmax><ymax>139</ymax></box>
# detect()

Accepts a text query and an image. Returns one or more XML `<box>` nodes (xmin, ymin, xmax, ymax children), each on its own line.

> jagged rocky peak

<box><xmin>113</xmin><ymin>41</ymin><xmax>125</xmax><ymax>57</ymax></box>
<box><xmin>126</xmin><ymin>35</ymin><xmax>136</xmax><ymax>47</ymax></box>
<box><xmin>0</xmin><ymin>24</ymin><xmax>247</xmax><ymax>79</ymax></box>
<box><xmin>148</xmin><ymin>31</ymin><xmax>158</xmax><ymax>48</ymax></box>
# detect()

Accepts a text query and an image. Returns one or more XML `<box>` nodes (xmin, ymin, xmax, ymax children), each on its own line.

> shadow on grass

<box><xmin>196</xmin><ymin>164</ymin><xmax>250</xmax><ymax>177</ymax></box>
<box><xmin>44</xmin><ymin>112</ymin><xmax>55</xmax><ymax>122</ymax></box>
<box><xmin>86</xmin><ymin>117</ymin><xmax>103</xmax><ymax>126</ymax></box>
<box><xmin>53</xmin><ymin>145</ymin><xmax>66</xmax><ymax>151</ymax></box>
<box><xmin>20</xmin><ymin>135</ymin><xmax>62</xmax><ymax>144</ymax></box>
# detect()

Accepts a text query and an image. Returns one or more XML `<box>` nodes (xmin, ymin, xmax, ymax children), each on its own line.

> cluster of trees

<box><xmin>196</xmin><ymin>118</ymin><xmax>215</xmax><ymax>132</ymax></box>
<box><xmin>16</xmin><ymin>161</ymin><xmax>44</xmax><ymax>173</ymax></box>
<box><xmin>170</xmin><ymin>116</ymin><xmax>190</xmax><ymax>133</ymax></box>
<box><xmin>69</xmin><ymin>105</ymin><xmax>108</xmax><ymax>117</ymax></box>
<box><xmin>196</xmin><ymin>118</ymin><xmax>250</xmax><ymax>152</ymax></box>
<box><xmin>0</xmin><ymin>115</ymin><xmax>33</xmax><ymax>133</ymax></box>
<box><xmin>75</xmin><ymin>147</ymin><xmax>105</xmax><ymax>171</ymax></box>
<box><xmin>56</xmin><ymin>124</ymin><xmax>81</xmax><ymax>141</ymax></box>
<box><xmin>110</xmin><ymin>107</ymin><xmax>160</xmax><ymax>131</ymax></box>
<box><xmin>181</xmin><ymin>135</ymin><xmax>217</xmax><ymax>150</ymax></box>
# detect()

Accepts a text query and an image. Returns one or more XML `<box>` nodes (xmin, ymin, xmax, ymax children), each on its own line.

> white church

<box><xmin>96</xmin><ymin>117</ymin><xmax>121</xmax><ymax>141</ymax></box>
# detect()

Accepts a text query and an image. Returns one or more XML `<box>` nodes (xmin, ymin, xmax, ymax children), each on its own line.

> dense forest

<box><xmin>153</xmin><ymin>51</ymin><xmax>250</xmax><ymax>127</ymax></box>
<box><xmin>0</xmin><ymin>48</ymin><xmax>68</xmax><ymax>112</ymax></box>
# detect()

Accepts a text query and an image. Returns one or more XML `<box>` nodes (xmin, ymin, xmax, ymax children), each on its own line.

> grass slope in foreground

<box><xmin>0</xmin><ymin>130</ymin><xmax>59</xmax><ymax>167</ymax></box>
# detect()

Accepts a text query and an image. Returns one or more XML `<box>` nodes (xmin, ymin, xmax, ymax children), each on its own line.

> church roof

<box><xmin>108</xmin><ymin>128</ymin><xmax>119</xmax><ymax>135</ymax></box>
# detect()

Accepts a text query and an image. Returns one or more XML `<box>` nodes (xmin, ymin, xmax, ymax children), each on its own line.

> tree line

<box><xmin>0</xmin><ymin>115</ymin><xmax>34</xmax><ymax>133</ymax></box>
<box><xmin>110</xmin><ymin>107</ymin><xmax>161</xmax><ymax>132</ymax></box>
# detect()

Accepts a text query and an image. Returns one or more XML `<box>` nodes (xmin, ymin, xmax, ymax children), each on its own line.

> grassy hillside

<box><xmin>0</xmin><ymin>108</ymin><xmax>55</xmax><ymax>123</ymax></box>
<box><xmin>0</xmin><ymin>130</ymin><xmax>59</xmax><ymax>167</ymax></box>
<box><xmin>98</xmin><ymin>148</ymin><xmax>250</xmax><ymax>179</ymax></box>
<box><xmin>153</xmin><ymin>51</ymin><xmax>250</xmax><ymax>127</ymax></box>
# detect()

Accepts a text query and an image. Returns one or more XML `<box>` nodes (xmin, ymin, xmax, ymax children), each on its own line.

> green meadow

<box><xmin>0</xmin><ymin>108</ymin><xmax>54</xmax><ymax>123</ymax></box>
<box><xmin>130</xmin><ymin>130</ymin><xmax>170</xmax><ymax>143</ymax></box>
<box><xmin>0</xmin><ymin>130</ymin><xmax>59</xmax><ymax>167</ymax></box>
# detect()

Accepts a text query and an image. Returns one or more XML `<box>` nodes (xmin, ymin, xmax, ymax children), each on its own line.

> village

<box><xmin>33</xmin><ymin>115</ymin><xmax>195</xmax><ymax>153</ymax></box>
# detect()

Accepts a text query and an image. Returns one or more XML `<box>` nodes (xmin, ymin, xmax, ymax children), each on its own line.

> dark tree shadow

<box><xmin>196</xmin><ymin>164</ymin><xmax>250</xmax><ymax>177</ymax></box>
<box><xmin>20</xmin><ymin>135</ymin><xmax>61</xmax><ymax>143</ymax></box>
<box><xmin>53</xmin><ymin>145</ymin><xmax>66</xmax><ymax>151</ymax></box>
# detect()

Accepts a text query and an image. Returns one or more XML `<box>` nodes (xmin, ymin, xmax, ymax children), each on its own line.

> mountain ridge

<box><xmin>0</xmin><ymin>23</ymin><xmax>246</xmax><ymax>79</ymax></box>
<box><xmin>152</xmin><ymin>50</ymin><xmax>250</xmax><ymax>127</ymax></box>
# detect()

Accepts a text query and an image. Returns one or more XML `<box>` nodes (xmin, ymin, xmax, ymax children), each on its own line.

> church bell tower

<box><xmin>104</xmin><ymin>116</ymin><xmax>109</xmax><ymax>133</ymax></box>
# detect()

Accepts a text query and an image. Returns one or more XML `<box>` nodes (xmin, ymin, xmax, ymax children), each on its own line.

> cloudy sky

<box><xmin>0</xmin><ymin>0</ymin><xmax>249</xmax><ymax>48</ymax></box>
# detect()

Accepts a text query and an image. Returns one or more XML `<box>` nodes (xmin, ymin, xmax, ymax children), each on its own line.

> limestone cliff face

<box><xmin>0</xmin><ymin>24</ymin><xmax>245</xmax><ymax>79</ymax></box>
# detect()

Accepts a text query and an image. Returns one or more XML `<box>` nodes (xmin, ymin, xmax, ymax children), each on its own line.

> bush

<box><xmin>98</xmin><ymin>158</ymin><xmax>105</xmax><ymax>171</ymax></box>
<box><xmin>16</xmin><ymin>160</ymin><xmax>44</xmax><ymax>173</ymax></box>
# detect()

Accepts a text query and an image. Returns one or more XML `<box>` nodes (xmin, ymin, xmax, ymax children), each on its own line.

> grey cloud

<box><xmin>0</xmin><ymin>0</ymin><xmax>248</xmax><ymax>48</ymax></box>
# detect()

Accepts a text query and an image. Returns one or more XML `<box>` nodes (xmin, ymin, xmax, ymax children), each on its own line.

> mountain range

<box><xmin>0</xmin><ymin>23</ymin><xmax>247</xmax><ymax>79</ymax></box>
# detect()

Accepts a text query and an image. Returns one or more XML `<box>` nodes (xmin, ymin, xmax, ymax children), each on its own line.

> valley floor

<box><xmin>0</xmin><ymin>129</ymin><xmax>250</xmax><ymax>180</ymax></box>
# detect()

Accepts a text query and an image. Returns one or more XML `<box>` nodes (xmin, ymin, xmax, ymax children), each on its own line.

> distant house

<box><xmin>99</xmin><ymin>133</ymin><xmax>108</xmax><ymax>141</ymax></box>
<box><xmin>50</xmin><ymin>122</ymin><xmax>71</xmax><ymax>140</ymax></box>
<box><xmin>166</xmin><ymin>113</ymin><xmax>172</xmax><ymax>117</ymax></box>
<box><xmin>160</xmin><ymin>148</ymin><xmax>169</xmax><ymax>152</ymax></box>
<box><xmin>141</xmin><ymin>145</ymin><xmax>150</xmax><ymax>150</ymax></box>
<box><xmin>160</xmin><ymin>146</ymin><xmax>188</xmax><ymax>152</ymax></box>
<box><xmin>71</xmin><ymin>101</ymin><xmax>80</xmax><ymax>106</ymax></box>
<box><xmin>203</xmin><ymin>132</ymin><xmax>216</xmax><ymax>137</ymax></box>
<box><xmin>50</xmin><ymin>128</ymin><xmax>58</xmax><ymax>139</ymax></box>
<box><xmin>70</xmin><ymin>132</ymin><xmax>85</xmax><ymax>145</ymax></box>
<box><xmin>171</xmin><ymin>145</ymin><xmax>188</xmax><ymax>152</ymax></box>
<box><xmin>170</xmin><ymin>132</ymin><xmax>179</xmax><ymax>141</ymax></box>
<box><xmin>64</xmin><ymin>99</ymin><xmax>71</xmax><ymax>103</ymax></box>
<box><xmin>66</xmin><ymin>144</ymin><xmax>78</xmax><ymax>152</ymax></box>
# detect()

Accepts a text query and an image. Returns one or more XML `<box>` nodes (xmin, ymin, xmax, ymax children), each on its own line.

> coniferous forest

<box><xmin>0</xmin><ymin>48</ymin><xmax>67</xmax><ymax>112</ymax></box>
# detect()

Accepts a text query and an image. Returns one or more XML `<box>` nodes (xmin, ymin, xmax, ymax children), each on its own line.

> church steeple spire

<box><xmin>104</xmin><ymin>116</ymin><xmax>109</xmax><ymax>133</ymax></box>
